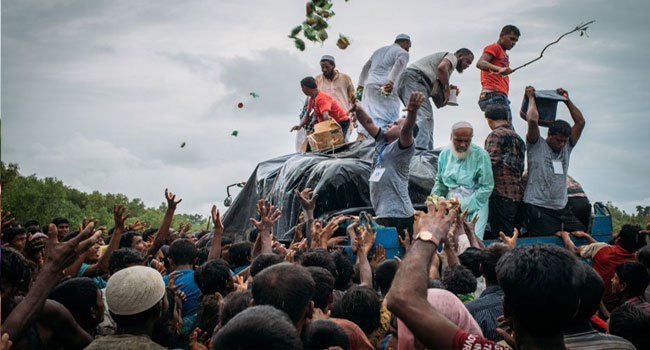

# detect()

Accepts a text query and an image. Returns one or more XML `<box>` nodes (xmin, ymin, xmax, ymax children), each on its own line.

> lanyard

<box><xmin>377</xmin><ymin>144</ymin><xmax>388</xmax><ymax>167</ymax></box>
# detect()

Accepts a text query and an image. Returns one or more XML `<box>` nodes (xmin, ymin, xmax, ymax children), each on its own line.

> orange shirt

<box><xmin>480</xmin><ymin>43</ymin><xmax>510</xmax><ymax>95</ymax></box>
<box><xmin>309</xmin><ymin>90</ymin><xmax>349</xmax><ymax>123</ymax></box>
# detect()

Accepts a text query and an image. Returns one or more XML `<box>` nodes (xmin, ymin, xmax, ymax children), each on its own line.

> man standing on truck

<box><xmin>348</xmin><ymin>91</ymin><xmax>426</xmax><ymax>238</ymax></box>
<box><xmin>522</xmin><ymin>86</ymin><xmax>586</xmax><ymax>236</ymax></box>
<box><xmin>476</xmin><ymin>25</ymin><xmax>520</xmax><ymax>126</ymax></box>
<box><xmin>292</xmin><ymin>76</ymin><xmax>351</xmax><ymax>136</ymax></box>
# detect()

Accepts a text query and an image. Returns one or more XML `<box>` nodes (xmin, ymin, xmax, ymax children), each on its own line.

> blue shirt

<box><xmin>163</xmin><ymin>269</ymin><xmax>201</xmax><ymax>317</ymax></box>
<box><xmin>79</xmin><ymin>263</ymin><xmax>107</xmax><ymax>289</ymax></box>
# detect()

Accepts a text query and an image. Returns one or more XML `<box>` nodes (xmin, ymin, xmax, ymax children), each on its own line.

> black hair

<box><xmin>196</xmin><ymin>294</ymin><xmax>221</xmax><ymax>338</ymax></box>
<box><xmin>637</xmin><ymin>244</ymin><xmax>650</xmax><ymax>269</ymax></box>
<box><xmin>340</xmin><ymin>285</ymin><xmax>381</xmax><ymax>334</ymax></box>
<box><xmin>24</xmin><ymin>219</ymin><xmax>40</xmax><ymax>228</ymax></box>
<box><xmin>485</xmin><ymin>104</ymin><xmax>509</xmax><ymax>121</ymax></box>
<box><xmin>608</xmin><ymin>303</ymin><xmax>650</xmax><ymax>350</ymax></box>
<box><xmin>496</xmin><ymin>244</ymin><xmax>584</xmax><ymax>336</ymax></box>
<box><xmin>110</xmin><ymin>298</ymin><xmax>165</xmax><ymax>329</ymax></box>
<box><xmin>1</xmin><ymin>247</ymin><xmax>32</xmax><ymax>294</ymax></box>
<box><xmin>196</xmin><ymin>246</ymin><xmax>210</xmax><ymax>267</ymax></box>
<box><xmin>228</xmin><ymin>242</ymin><xmax>252</xmax><ymax>269</ymax></box>
<box><xmin>194</xmin><ymin>259</ymin><xmax>232</xmax><ymax>295</ymax></box>
<box><xmin>548</xmin><ymin>120</ymin><xmax>571</xmax><ymax>137</ymax></box>
<box><xmin>501</xmin><ymin>25</ymin><xmax>521</xmax><ymax>37</ymax></box>
<box><xmin>572</xmin><ymin>265</ymin><xmax>604</xmax><ymax>324</ymax></box>
<box><xmin>302</xmin><ymin>319</ymin><xmax>350</xmax><ymax>350</ymax></box>
<box><xmin>251</xmin><ymin>263</ymin><xmax>315</xmax><ymax>325</ymax></box>
<box><xmin>332</xmin><ymin>249</ymin><xmax>354</xmax><ymax>291</ymax></box>
<box><xmin>617</xmin><ymin>224</ymin><xmax>646</xmax><ymax>253</ymax></box>
<box><xmin>119</xmin><ymin>231</ymin><xmax>141</xmax><ymax>249</ymax></box>
<box><xmin>300</xmin><ymin>76</ymin><xmax>318</xmax><ymax>90</ymax></box>
<box><xmin>459</xmin><ymin>247</ymin><xmax>482</xmax><ymax>278</ymax></box>
<box><xmin>26</xmin><ymin>227</ymin><xmax>41</xmax><ymax>235</ymax></box>
<box><xmin>250</xmin><ymin>253</ymin><xmax>285</xmax><ymax>278</ymax></box>
<box><xmin>394</xmin><ymin>38</ymin><xmax>410</xmax><ymax>44</ymax></box>
<box><xmin>3</xmin><ymin>227</ymin><xmax>26</xmax><ymax>244</ymax></box>
<box><xmin>320</xmin><ymin>57</ymin><xmax>336</xmax><ymax>67</ymax></box>
<box><xmin>442</xmin><ymin>265</ymin><xmax>477</xmax><ymax>295</ymax></box>
<box><xmin>480</xmin><ymin>243</ymin><xmax>511</xmax><ymax>285</ymax></box>
<box><xmin>152</xmin><ymin>289</ymin><xmax>181</xmax><ymax>347</ymax></box>
<box><xmin>220</xmin><ymin>290</ymin><xmax>253</xmax><ymax>327</ymax></box>
<box><xmin>306</xmin><ymin>266</ymin><xmax>335</xmax><ymax>310</ymax></box>
<box><xmin>455</xmin><ymin>48</ymin><xmax>473</xmax><ymax>57</ymax></box>
<box><xmin>615</xmin><ymin>261</ymin><xmax>650</xmax><ymax>297</ymax></box>
<box><xmin>300</xmin><ymin>248</ymin><xmax>338</xmax><ymax>278</ymax></box>
<box><xmin>52</xmin><ymin>217</ymin><xmax>69</xmax><ymax>226</ymax></box>
<box><xmin>428</xmin><ymin>278</ymin><xmax>445</xmax><ymax>289</ymax></box>
<box><xmin>108</xmin><ymin>248</ymin><xmax>145</xmax><ymax>275</ymax></box>
<box><xmin>49</xmin><ymin>277</ymin><xmax>101</xmax><ymax>330</ymax></box>
<box><xmin>142</xmin><ymin>228</ymin><xmax>158</xmax><ymax>242</ymax></box>
<box><xmin>167</xmin><ymin>239</ymin><xmax>198</xmax><ymax>266</ymax></box>
<box><xmin>375</xmin><ymin>259</ymin><xmax>399</xmax><ymax>295</ymax></box>
<box><xmin>214</xmin><ymin>305</ymin><xmax>301</xmax><ymax>350</ymax></box>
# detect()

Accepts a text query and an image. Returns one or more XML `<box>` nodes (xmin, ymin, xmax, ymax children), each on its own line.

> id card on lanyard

<box><xmin>370</xmin><ymin>144</ymin><xmax>388</xmax><ymax>182</ymax></box>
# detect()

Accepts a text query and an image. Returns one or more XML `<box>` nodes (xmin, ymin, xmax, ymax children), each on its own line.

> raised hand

<box><xmin>189</xmin><ymin>328</ymin><xmax>210</xmax><ymax>350</ymax></box>
<box><xmin>113</xmin><ymin>203</ymin><xmax>130</xmax><ymax>231</ymax></box>
<box><xmin>399</xmin><ymin>229</ymin><xmax>411</xmax><ymax>252</ymax></box>
<box><xmin>46</xmin><ymin>222</ymin><xmax>102</xmax><ymax>269</ymax></box>
<box><xmin>233</xmin><ymin>274</ymin><xmax>248</xmax><ymax>292</ymax></box>
<box><xmin>0</xmin><ymin>333</ymin><xmax>11</xmax><ymax>350</ymax></box>
<box><xmin>327</xmin><ymin>236</ymin><xmax>348</xmax><ymax>250</ymax></box>
<box><xmin>525</xmin><ymin>86</ymin><xmax>536</xmax><ymax>98</ymax></box>
<box><xmin>250</xmin><ymin>199</ymin><xmax>281</xmax><ymax>233</ymax></box>
<box><xmin>167</xmin><ymin>270</ymin><xmax>185</xmax><ymax>291</ymax></box>
<box><xmin>346</xmin><ymin>221</ymin><xmax>359</xmax><ymax>253</ymax></box>
<box><xmin>406</xmin><ymin>91</ymin><xmax>426</xmax><ymax>112</ymax></box>
<box><xmin>371</xmin><ymin>244</ymin><xmax>386</xmax><ymax>267</ymax></box>
<box><xmin>211</xmin><ymin>205</ymin><xmax>224</xmax><ymax>234</ymax></box>
<box><xmin>165</xmin><ymin>188</ymin><xmax>183</xmax><ymax>210</ymax></box>
<box><xmin>419</xmin><ymin>197</ymin><xmax>460</xmax><ymax>243</ymax></box>
<box><xmin>1</xmin><ymin>211</ymin><xmax>15</xmax><ymax>228</ymax></box>
<box><xmin>295</xmin><ymin>188</ymin><xmax>318</xmax><ymax>212</ymax></box>
<box><xmin>357</xmin><ymin>224</ymin><xmax>377</xmax><ymax>256</ymax></box>
<box><xmin>556</xmin><ymin>88</ymin><xmax>569</xmax><ymax>100</ymax></box>
<box><xmin>499</xmin><ymin>228</ymin><xmax>519</xmax><ymax>249</ymax></box>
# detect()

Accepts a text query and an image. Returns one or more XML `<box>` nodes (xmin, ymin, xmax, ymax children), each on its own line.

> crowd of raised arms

<box><xmin>2</xmin><ymin>25</ymin><xmax>650</xmax><ymax>350</ymax></box>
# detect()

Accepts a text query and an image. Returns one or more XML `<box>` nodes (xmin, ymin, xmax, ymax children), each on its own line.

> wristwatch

<box><xmin>415</xmin><ymin>230</ymin><xmax>440</xmax><ymax>246</ymax></box>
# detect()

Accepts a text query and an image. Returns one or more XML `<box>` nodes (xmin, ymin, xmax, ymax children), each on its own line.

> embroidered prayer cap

<box><xmin>452</xmin><ymin>121</ymin><xmax>473</xmax><ymax>131</ymax></box>
<box><xmin>320</xmin><ymin>55</ymin><xmax>335</xmax><ymax>64</ymax></box>
<box><xmin>106</xmin><ymin>265</ymin><xmax>166</xmax><ymax>315</ymax></box>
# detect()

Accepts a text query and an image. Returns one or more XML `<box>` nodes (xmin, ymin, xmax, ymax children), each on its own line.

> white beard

<box><xmin>450</xmin><ymin>143</ymin><xmax>471</xmax><ymax>160</ymax></box>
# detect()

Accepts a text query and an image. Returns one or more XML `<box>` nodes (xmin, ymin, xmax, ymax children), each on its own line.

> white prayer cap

<box><xmin>452</xmin><ymin>121</ymin><xmax>473</xmax><ymax>131</ymax></box>
<box><xmin>106</xmin><ymin>265</ymin><xmax>166</xmax><ymax>316</ymax></box>
<box><xmin>320</xmin><ymin>55</ymin><xmax>335</xmax><ymax>64</ymax></box>
<box><xmin>395</xmin><ymin>33</ymin><xmax>411</xmax><ymax>42</ymax></box>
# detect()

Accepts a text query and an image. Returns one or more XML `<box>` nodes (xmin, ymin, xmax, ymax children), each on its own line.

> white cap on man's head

<box><xmin>106</xmin><ymin>265</ymin><xmax>166</xmax><ymax>316</ymax></box>
<box><xmin>395</xmin><ymin>33</ymin><xmax>411</xmax><ymax>42</ymax></box>
<box><xmin>320</xmin><ymin>55</ymin><xmax>335</xmax><ymax>64</ymax></box>
<box><xmin>452</xmin><ymin>121</ymin><xmax>473</xmax><ymax>131</ymax></box>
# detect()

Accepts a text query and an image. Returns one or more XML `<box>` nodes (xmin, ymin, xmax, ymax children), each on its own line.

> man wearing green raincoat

<box><xmin>432</xmin><ymin>121</ymin><xmax>494</xmax><ymax>239</ymax></box>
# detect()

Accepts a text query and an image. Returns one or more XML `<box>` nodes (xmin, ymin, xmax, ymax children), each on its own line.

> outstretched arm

<box><xmin>208</xmin><ymin>205</ymin><xmax>224</xmax><ymax>261</ymax></box>
<box><xmin>525</xmin><ymin>86</ymin><xmax>540</xmax><ymax>144</ymax></box>
<box><xmin>385</xmin><ymin>199</ymin><xmax>460</xmax><ymax>349</ymax></box>
<box><xmin>83</xmin><ymin>204</ymin><xmax>129</xmax><ymax>276</ymax></box>
<box><xmin>147</xmin><ymin>188</ymin><xmax>182</xmax><ymax>257</ymax></box>
<box><xmin>399</xmin><ymin>92</ymin><xmax>425</xmax><ymax>148</ymax></box>
<box><xmin>349</xmin><ymin>102</ymin><xmax>380</xmax><ymax>138</ymax></box>
<box><xmin>358</xmin><ymin>59</ymin><xmax>372</xmax><ymax>89</ymax></box>
<box><xmin>558</xmin><ymin>88</ymin><xmax>585</xmax><ymax>147</ymax></box>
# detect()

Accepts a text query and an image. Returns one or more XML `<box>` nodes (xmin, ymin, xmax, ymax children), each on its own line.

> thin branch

<box><xmin>512</xmin><ymin>20</ymin><xmax>595</xmax><ymax>73</ymax></box>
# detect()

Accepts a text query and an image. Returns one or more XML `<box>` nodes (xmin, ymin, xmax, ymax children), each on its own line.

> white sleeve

<box><xmin>387</xmin><ymin>52</ymin><xmax>409</xmax><ymax>84</ymax></box>
<box><xmin>357</xmin><ymin>59</ymin><xmax>372</xmax><ymax>87</ymax></box>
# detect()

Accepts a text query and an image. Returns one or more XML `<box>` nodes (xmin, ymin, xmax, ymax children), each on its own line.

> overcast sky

<box><xmin>2</xmin><ymin>0</ymin><xmax>649</xmax><ymax>217</ymax></box>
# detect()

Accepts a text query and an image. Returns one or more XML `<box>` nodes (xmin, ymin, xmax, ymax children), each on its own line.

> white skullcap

<box><xmin>320</xmin><ymin>55</ymin><xmax>335</xmax><ymax>64</ymax></box>
<box><xmin>106</xmin><ymin>265</ymin><xmax>166</xmax><ymax>316</ymax></box>
<box><xmin>395</xmin><ymin>33</ymin><xmax>411</xmax><ymax>42</ymax></box>
<box><xmin>452</xmin><ymin>121</ymin><xmax>473</xmax><ymax>131</ymax></box>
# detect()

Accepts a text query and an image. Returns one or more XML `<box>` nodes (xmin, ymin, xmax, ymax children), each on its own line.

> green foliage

<box><xmin>606</xmin><ymin>201</ymin><xmax>650</xmax><ymax>233</ymax></box>
<box><xmin>1</xmin><ymin>161</ymin><xmax>207</xmax><ymax>230</ymax></box>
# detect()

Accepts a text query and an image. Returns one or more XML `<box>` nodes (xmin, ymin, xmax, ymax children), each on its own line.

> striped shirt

<box><xmin>564</xmin><ymin>328</ymin><xmax>635</xmax><ymax>349</ymax></box>
<box><xmin>465</xmin><ymin>285</ymin><xmax>504</xmax><ymax>342</ymax></box>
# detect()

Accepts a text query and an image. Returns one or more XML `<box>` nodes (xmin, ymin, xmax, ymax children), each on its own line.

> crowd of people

<box><xmin>2</xmin><ymin>24</ymin><xmax>650</xmax><ymax>350</ymax></box>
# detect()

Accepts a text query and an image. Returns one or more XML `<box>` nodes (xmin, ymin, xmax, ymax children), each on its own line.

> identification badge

<box><xmin>552</xmin><ymin>160</ymin><xmax>564</xmax><ymax>174</ymax></box>
<box><xmin>369</xmin><ymin>168</ymin><xmax>386</xmax><ymax>182</ymax></box>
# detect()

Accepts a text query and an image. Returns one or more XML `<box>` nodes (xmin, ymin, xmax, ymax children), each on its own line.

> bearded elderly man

<box><xmin>316</xmin><ymin>55</ymin><xmax>357</xmax><ymax>138</ymax></box>
<box><xmin>432</xmin><ymin>122</ymin><xmax>494</xmax><ymax>239</ymax></box>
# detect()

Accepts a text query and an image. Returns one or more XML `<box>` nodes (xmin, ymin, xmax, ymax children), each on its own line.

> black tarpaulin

<box><xmin>222</xmin><ymin>139</ymin><xmax>440</xmax><ymax>241</ymax></box>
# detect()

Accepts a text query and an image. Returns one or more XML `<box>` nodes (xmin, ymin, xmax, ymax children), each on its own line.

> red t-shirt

<box><xmin>309</xmin><ymin>90</ymin><xmax>349</xmax><ymax>123</ymax></box>
<box><xmin>453</xmin><ymin>329</ymin><xmax>510</xmax><ymax>350</ymax></box>
<box><xmin>480</xmin><ymin>42</ymin><xmax>510</xmax><ymax>95</ymax></box>
<box><xmin>593</xmin><ymin>245</ymin><xmax>636</xmax><ymax>304</ymax></box>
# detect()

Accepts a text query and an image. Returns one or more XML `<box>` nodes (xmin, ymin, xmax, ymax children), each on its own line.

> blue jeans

<box><xmin>478</xmin><ymin>94</ymin><xmax>513</xmax><ymax>127</ymax></box>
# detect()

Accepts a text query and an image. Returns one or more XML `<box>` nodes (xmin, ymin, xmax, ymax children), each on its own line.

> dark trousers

<box><xmin>486</xmin><ymin>195</ymin><xmax>521</xmax><ymax>239</ymax></box>
<box><xmin>523</xmin><ymin>203</ymin><xmax>586</xmax><ymax>237</ymax></box>
<box><xmin>567</xmin><ymin>197</ymin><xmax>591</xmax><ymax>230</ymax></box>
<box><xmin>376</xmin><ymin>216</ymin><xmax>414</xmax><ymax>240</ymax></box>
